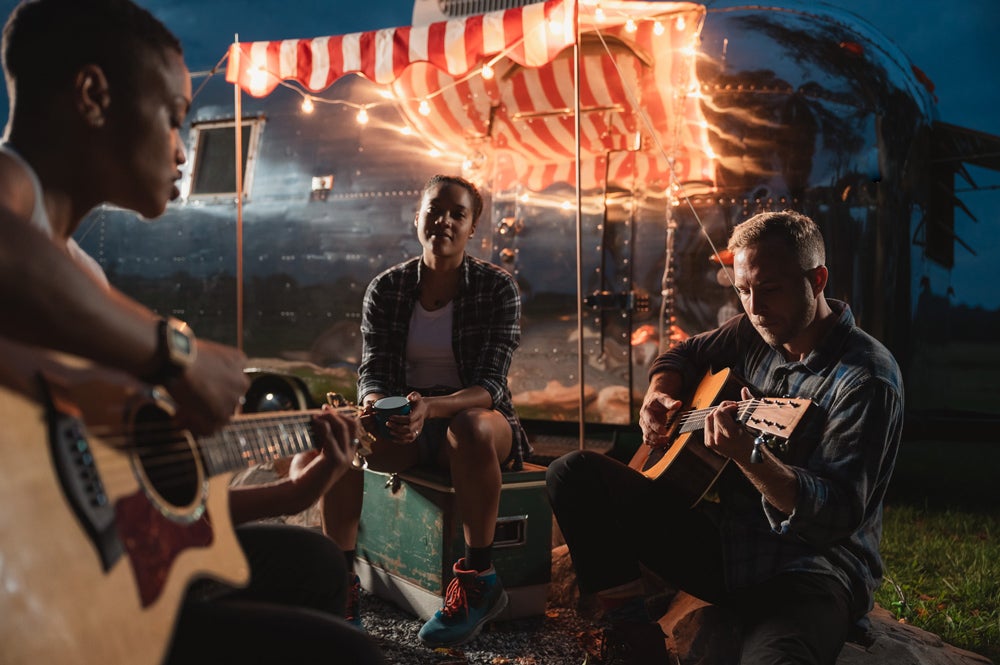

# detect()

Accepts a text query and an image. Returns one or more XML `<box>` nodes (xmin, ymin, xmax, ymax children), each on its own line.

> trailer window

<box><xmin>186</xmin><ymin>118</ymin><xmax>263</xmax><ymax>200</ymax></box>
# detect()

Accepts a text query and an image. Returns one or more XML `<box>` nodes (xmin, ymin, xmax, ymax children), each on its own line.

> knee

<box><xmin>447</xmin><ymin>409</ymin><xmax>498</xmax><ymax>461</ymax></box>
<box><xmin>546</xmin><ymin>450</ymin><xmax>601</xmax><ymax>498</ymax></box>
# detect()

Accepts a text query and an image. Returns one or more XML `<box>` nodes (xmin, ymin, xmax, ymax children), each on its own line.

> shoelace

<box><xmin>441</xmin><ymin>574</ymin><xmax>484</xmax><ymax>619</ymax></box>
<box><xmin>346</xmin><ymin>578</ymin><xmax>361</xmax><ymax>621</ymax></box>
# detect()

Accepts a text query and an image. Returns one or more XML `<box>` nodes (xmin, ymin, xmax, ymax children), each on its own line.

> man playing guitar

<box><xmin>0</xmin><ymin>1</ymin><xmax>384</xmax><ymax>663</ymax></box>
<box><xmin>547</xmin><ymin>211</ymin><xmax>904</xmax><ymax>665</ymax></box>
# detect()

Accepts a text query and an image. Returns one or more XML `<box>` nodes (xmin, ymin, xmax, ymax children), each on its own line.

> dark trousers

<box><xmin>546</xmin><ymin>450</ymin><xmax>851</xmax><ymax>665</ymax></box>
<box><xmin>165</xmin><ymin>524</ymin><xmax>385</xmax><ymax>665</ymax></box>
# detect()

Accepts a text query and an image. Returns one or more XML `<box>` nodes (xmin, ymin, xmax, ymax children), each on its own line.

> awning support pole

<box><xmin>233</xmin><ymin>34</ymin><xmax>244</xmax><ymax>352</ymax></box>
<box><xmin>573</xmin><ymin>3</ymin><xmax>584</xmax><ymax>450</ymax></box>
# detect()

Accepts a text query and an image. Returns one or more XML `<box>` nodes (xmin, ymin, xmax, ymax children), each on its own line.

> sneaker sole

<box><xmin>419</xmin><ymin>590</ymin><xmax>510</xmax><ymax>648</ymax></box>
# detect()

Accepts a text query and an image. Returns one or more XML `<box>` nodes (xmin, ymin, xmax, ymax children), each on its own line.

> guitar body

<box><xmin>629</xmin><ymin>368</ymin><xmax>736</xmax><ymax>507</ymax></box>
<box><xmin>0</xmin><ymin>374</ymin><xmax>249</xmax><ymax>665</ymax></box>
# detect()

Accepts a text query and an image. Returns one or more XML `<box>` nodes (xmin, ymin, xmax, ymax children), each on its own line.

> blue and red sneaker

<box><xmin>417</xmin><ymin>558</ymin><xmax>508</xmax><ymax>647</ymax></box>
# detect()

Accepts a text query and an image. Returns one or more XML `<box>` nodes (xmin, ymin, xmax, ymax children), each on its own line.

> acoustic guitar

<box><xmin>629</xmin><ymin>368</ymin><xmax>812</xmax><ymax>507</ymax></box>
<box><xmin>0</xmin><ymin>360</ymin><xmax>356</xmax><ymax>665</ymax></box>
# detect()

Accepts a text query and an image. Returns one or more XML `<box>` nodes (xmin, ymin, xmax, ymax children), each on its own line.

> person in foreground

<box><xmin>320</xmin><ymin>174</ymin><xmax>530</xmax><ymax>646</ymax></box>
<box><xmin>547</xmin><ymin>210</ymin><xmax>904</xmax><ymax>664</ymax></box>
<box><xmin>0</xmin><ymin>0</ymin><xmax>384</xmax><ymax>662</ymax></box>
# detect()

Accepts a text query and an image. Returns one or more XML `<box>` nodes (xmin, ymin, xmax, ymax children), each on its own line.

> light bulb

<box><xmin>356</xmin><ymin>107</ymin><xmax>369</xmax><ymax>124</ymax></box>
<box><xmin>653</xmin><ymin>21</ymin><xmax>664</xmax><ymax>35</ymax></box>
<box><xmin>481</xmin><ymin>63</ymin><xmax>495</xmax><ymax>80</ymax></box>
<box><xmin>248</xmin><ymin>65</ymin><xmax>268</xmax><ymax>90</ymax></box>
<box><xmin>301</xmin><ymin>97</ymin><xmax>315</xmax><ymax>113</ymax></box>
<box><xmin>418</xmin><ymin>100</ymin><xmax>431</xmax><ymax>116</ymax></box>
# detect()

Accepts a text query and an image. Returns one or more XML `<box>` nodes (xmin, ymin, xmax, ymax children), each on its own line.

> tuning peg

<box><xmin>326</xmin><ymin>392</ymin><xmax>348</xmax><ymax>407</ymax></box>
<box><xmin>751</xmin><ymin>434</ymin><xmax>766</xmax><ymax>464</ymax></box>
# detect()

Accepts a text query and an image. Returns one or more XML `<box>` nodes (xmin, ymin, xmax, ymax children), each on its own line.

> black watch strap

<box><xmin>150</xmin><ymin>317</ymin><xmax>196</xmax><ymax>384</ymax></box>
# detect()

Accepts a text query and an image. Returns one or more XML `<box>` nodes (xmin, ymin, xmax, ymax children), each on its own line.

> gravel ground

<box><xmin>360</xmin><ymin>591</ymin><xmax>598</xmax><ymax>665</ymax></box>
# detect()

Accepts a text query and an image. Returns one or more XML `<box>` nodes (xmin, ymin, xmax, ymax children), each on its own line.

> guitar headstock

<box><xmin>739</xmin><ymin>397</ymin><xmax>812</xmax><ymax>455</ymax></box>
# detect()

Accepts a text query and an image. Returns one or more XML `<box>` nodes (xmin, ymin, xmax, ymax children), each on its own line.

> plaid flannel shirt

<box><xmin>648</xmin><ymin>300</ymin><xmax>904</xmax><ymax>617</ymax></box>
<box><xmin>357</xmin><ymin>254</ymin><xmax>530</xmax><ymax>468</ymax></box>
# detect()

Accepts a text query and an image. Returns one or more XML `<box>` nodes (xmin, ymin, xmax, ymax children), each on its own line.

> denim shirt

<box><xmin>357</xmin><ymin>254</ymin><xmax>530</xmax><ymax>468</ymax></box>
<box><xmin>648</xmin><ymin>300</ymin><xmax>904</xmax><ymax>618</ymax></box>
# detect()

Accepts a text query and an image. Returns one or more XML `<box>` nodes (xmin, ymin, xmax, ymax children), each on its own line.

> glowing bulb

<box><xmin>548</xmin><ymin>18</ymin><xmax>564</xmax><ymax>36</ymax></box>
<box><xmin>481</xmin><ymin>63</ymin><xmax>495</xmax><ymax>80</ymax></box>
<box><xmin>594</xmin><ymin>6</ymin><xmax>605</xmax><ymax>21</ymax></box>
<box><xmin>400</xmin><ymin>125</ymin><xmax>413</xmax><ymax>136</ymax></box>
<box><xmin>248</xmin><ymin>65</ymin><xmax>268</xmax><ymax>90</ymax></box>
<box><xmin>653</xmin><ymin>20</ymin><xmax>664</xmax><ymax>35</ymax></box>
<box><xmin>676</xmin><ymin>16</ymin><xmax>686</xmax><ymax>31</ymax></box>
<box><xmin>418</xmin><ymin>100</ymin><xmax>431</xmax><ymax>116</ymax></box>
<box><xmin>301</xmin><ymin>97</ymin><xmax>315</xmax><ymax>113</ymax></box>
<box><xmin>625</xmin><ymin>18</ymin><xmax>637</xmax><ymax>33</ymax></box>
<box><xmin>561</xmin><ymin>201</ymin><xmax>572</xmax><ymax>210</ymax></box>
<box><xmin>356</xmin><ymin>107</ymin><xmax>369</xmax><ymax>124</ymax></box>
<box><xmin>428</xmin><ymin>148</ymin><xmax>441</xmax><ymax>157</ymax></box>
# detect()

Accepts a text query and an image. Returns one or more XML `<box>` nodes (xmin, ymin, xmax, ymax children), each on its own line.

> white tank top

<box><xmin>406</xmin><ymin>301</ymin><xmax>461</xmax><ymax>390</ymax></box>
<box><xmin>0</xmin><ymin>144</ymin><xmax>108</xmax><ymax>287</ymax></box>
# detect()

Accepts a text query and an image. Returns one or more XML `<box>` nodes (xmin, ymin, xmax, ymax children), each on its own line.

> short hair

<box><xmin>728</xmin><ymin>210</ymin><xmax>826</xmax><ymax>270</ymax></box>
<box><xmin>3</xmin><ymin>0</ymin><xmax>182</xmax><ymax>108</ymax></box>
<box><xmin>422</xmin><ymin>174</ymin><xmax>484</xmax><ymax>224</ymax></box>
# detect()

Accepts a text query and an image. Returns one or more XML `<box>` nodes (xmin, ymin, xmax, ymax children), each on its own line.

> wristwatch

<box><xmin>151</xmin><ymin>317</ymin><xmax>197</xmax><ymax>384</ymax></box>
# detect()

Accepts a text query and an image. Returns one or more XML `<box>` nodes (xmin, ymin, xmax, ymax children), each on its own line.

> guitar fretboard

<box><xmin>198</xmin><ymin>411</ymin><xmax>319</xmax><ymax>476</ymax></box>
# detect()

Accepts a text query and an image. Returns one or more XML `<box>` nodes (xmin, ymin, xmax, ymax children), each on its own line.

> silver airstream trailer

<box><xmin>76</xmin><ymin>0</ymin><xmax>1000</xmax><ymax>436</ymax></box>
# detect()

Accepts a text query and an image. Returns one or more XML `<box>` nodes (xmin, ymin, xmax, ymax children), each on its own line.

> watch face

<box><xmin>170</xmin><ymin>328</ymin><xmax>192</xmax><ymax>356</ymax></box>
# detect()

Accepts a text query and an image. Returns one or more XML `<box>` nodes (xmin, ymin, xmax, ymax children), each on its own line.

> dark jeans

<box><xmin>165</xmin><ymin>524</ymin><xmax>385</xmax><ymax>665</ymax></box>
<box><xmin>546</xmin><ymin>450</ymin><xmax>851</xmax><ymax>665</ymax></box>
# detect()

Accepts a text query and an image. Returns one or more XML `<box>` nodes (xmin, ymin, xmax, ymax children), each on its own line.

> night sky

<box><xmin>1</xmin><ymin>0</ymin><xmax>997</xmax><ymax>306</ymax></box>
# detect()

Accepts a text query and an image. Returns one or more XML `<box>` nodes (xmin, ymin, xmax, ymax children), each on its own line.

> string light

<box><xmin>676</xmin><ymin>16</ymin><xmax>686</xmax><ymax>31</ymax></box>
<box><xmin>301</xmin><ymin>97</ymin><xmax>315</xmax><ymax>113</ymax></box>
<box><xmin>356</xmin><ymin>106</ymin><xmax>369</xmax><ymax>124</ymax></box>
<box><xmin>653</xmin><ymin>20</ymin><xmax>664</xmax><ymax>36</ymax></box>
<box><xmin>418</xmin><ymin>99</ymin><xmax>431</xmax><ymax>116</ymax></box>
<box><xmin>594</xmin><ymin>5</ymin><xmax>605</xmax><ymax>22</ymax></box>
<box><xmin>625</xmin><ymin>18</ymin><xmax>637</xmax><ymax>33</ymax></box>
<box><xmin>481</xmin><ymin>63</ymin><xmax>495</xmax><ymax>80</ymax></box>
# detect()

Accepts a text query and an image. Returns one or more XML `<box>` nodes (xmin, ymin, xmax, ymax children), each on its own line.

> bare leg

<box><xmin>442</xmin><ymin>409</ymin><xmax>513</xmax><ymax>549</ymax></box>
<box><xmin>321</xmin><ymin>438</ymin><xmax>422</xmax><ymax>550</ymax></box>
<box><xmin>320</xmin><ymin>467</ymin><xmax>365</xmax><ymax>550</ymax></box>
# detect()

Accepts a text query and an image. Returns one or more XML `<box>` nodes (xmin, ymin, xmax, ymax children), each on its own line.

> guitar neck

<box><xmin>676</xmin><ymin>397</ymin><xmax>808</xmax><ymax>437</ymax></box>
<box><xmin>677</xmin><ymin>399</ymin><xmax>755</xmax><ymax>434</ymax></box>
<box><xmin>197</xmin><ymin>408</ymin><xmax>331</xmax><ymax>476</ymax></box>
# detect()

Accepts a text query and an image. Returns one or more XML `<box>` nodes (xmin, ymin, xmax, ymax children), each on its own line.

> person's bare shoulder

<box><xmin>0</xmin><ymin>151</ymin><xmax>39</xmax><ymax>222</ymax></box>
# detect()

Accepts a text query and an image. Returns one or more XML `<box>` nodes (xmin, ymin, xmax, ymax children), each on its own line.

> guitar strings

<box><xmin>70</xmin><ymin>407</ymin><xmax>361</xmax><ymax>493</ymax></box>
<box><xmin>672</xmin><ymin>399</ymin><xmax>787</xmax><ymax>428</ymax></box>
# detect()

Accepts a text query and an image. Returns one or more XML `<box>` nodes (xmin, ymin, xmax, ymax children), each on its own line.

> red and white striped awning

<box><xmin>225</xmin><ymin>0</ymin><xmax>715</xmax><ymax>192</ymax></box>
<box><xmin>227</xmin><ymin>0</ymin><xmax>576</xmax><ymax>96</ymax></box>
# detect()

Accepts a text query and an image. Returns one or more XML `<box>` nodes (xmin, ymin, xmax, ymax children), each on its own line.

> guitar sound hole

<box><xmin>133</xmin><ymin>404</ymin><xmax>199</xmax><ymax>508</ymax></box>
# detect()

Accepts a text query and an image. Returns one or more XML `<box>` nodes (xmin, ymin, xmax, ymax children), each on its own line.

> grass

<box><xmin>875</xmin><ymin>439</ymin><xmax>1000</xmax><ymax>662</ymax></box>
